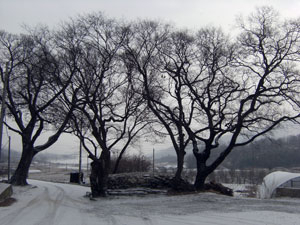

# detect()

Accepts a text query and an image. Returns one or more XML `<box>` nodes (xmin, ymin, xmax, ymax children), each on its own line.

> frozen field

<box><xmin>1</xmin><ymin>179</ymin><xmax>300</xmax><ymax>225</ymax></box>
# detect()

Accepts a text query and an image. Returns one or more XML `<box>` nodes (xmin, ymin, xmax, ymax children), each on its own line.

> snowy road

<box><xmin>1</xmin><ymin>180</ymin><xmax>300</xmax><ymax>225</ymax></box>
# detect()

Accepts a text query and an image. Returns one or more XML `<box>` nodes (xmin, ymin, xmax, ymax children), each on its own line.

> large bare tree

<box><xmin>124</xmin><ymin>21</ymin><xmax>195</xmax><ymax>182</ymax></box>
<box><xmin>125</xmin><ymin>7</ymin><xmax>300</xmax><ymax>190</ymax></box>
<box><xmin>58</xmin><ymin>13</ymin><xmax>152</xmax><ymax>196</ymax></box>
<box><xmin>181</xmin><ymin>7</ymin><xmax>300</xmax><ymax>189</ymax></box>
<box><xmin>0</xmin><ymin>28</ymin><xmax>77</xmax><ymax>185</ymax></box>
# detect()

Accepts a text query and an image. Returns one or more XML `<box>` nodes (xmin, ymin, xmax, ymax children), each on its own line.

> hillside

<box><xmin>165</xmin><ymin>134</ymin><xmax>300</xmax><ymax>170</ymax></box>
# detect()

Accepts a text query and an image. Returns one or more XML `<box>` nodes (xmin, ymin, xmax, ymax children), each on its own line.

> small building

<box><xmin>259</xmin><ymin>171</ymin><xmax>300</xmax><ymax>198</ymax></box>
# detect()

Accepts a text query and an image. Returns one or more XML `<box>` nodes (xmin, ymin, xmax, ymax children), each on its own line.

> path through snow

<box><xmin>1</xmin><ymin>180</ymin><xmax>300</xmax><ymax>225</ymax></box>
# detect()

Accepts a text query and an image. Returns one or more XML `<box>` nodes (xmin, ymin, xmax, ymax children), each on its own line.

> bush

<box><xmin>111</xmin><ymin>153</ymin><xmax>152</xmax><ymax>174</ymax></box>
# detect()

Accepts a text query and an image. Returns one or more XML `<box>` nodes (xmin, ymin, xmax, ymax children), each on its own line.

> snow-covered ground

<box><xmin>1</xmin><ymin>180</ymin><xmax>300</xmax><ymax>225</ymax></box>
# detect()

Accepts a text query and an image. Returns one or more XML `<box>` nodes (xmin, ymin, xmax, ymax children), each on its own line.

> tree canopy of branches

<box><xmin>123</xmin><ymin>21</ymin><xmax>195</xmax><ymax>181</ymax></box>
<box><xmin>58</xmin><ymin>13</ymin><xmax>152</xmax><ymax>196</ymax></box>
<box><xmin>125</xmin><ymin>7</ymin><xmax>300</xmax><ymax>189</ymax></box>
<box><xmin>184</xmin><ymin>7</ymin><xmax>300</xmax><ymax>189</ymax></box>
<box><xmin>0</xmin><ymin>28</ymin><xmax>77</xmax><ymax>185</ymax></box>
<box><xmin>1</xmin><ymin>6</ymin><xmax>299</xmax><ymax>192</ymax></box>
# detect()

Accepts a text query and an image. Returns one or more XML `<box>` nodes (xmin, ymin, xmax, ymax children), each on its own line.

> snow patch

<box><xmin>29</xmin><ymin>169</ymin><xmax>42</xmax><ymax>173</ymax></box>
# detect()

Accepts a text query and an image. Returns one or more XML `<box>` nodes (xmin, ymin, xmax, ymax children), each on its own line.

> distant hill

<box><xmin>0</xmin><ymin>148</ymin><xmax>74</xmax><ymax>164</ymax></box>
<box><xmin>156</xmin><ymin>134</ymin><xmax>300</xmax><ymax>170</ymax></box>
<box><xmin>185</xmin><ymin>134</ymin><xmax>300</xmax><ymax>170</ymax></box>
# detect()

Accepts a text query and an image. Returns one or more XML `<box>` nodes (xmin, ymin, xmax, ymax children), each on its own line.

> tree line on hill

<box><xmin>186</xmin><ymin>134</ymin><xmax>300</xmax><ymax>170</ymax></box>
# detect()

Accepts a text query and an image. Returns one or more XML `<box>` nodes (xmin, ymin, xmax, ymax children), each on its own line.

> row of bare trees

<box><xmin>1</xmin><ymin>6</ymin><xmax>300</xmax><ymax>196</ymax></box>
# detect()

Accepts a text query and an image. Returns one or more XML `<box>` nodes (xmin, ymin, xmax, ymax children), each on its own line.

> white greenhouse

<box><xmin>259</xmin><ymin>171</ymin><xmax>300</xmax><ymax>199</ymax></box>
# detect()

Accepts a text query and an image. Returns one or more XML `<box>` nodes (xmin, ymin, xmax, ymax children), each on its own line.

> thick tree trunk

<box><xmin>10</xmin><ymin>146</ymin><xmax>36</xmax><ymax>186</ymax></box>
<box><xmin>194</xmin><ymin>169</ymin><xmax>208</xmax><ymax>190</ymax></box>
<box><xmin>89</xmin><ymin>151</ymin><xmax>110</xmax><ymax>197</ymax></box>
<box><xmin>194</xmin><ymin>151</ymin><xmax>210</xmax><ymax>190</ymax></box>
<box><xmin>90</xmin><ymin>160</ymin><xmax>106</xmax><ymax>197</ymax></box>
<box><xmin>169</xmin><ymin>150</ymin><xmax>189</xmax><ymax>191</ymax></box>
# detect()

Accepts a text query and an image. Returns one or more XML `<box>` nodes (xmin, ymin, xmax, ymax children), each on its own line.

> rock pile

<box><xmin>107</xmin><ymin>173</ymin><xmax>233</xmax><ymax>196</ymax></box>
<box><xmin>107</xmin><ymin>173</ymin><xmax>194</xmax><ymax>192</ymax></box>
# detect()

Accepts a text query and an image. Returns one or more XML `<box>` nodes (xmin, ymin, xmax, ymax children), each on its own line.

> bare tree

<box><xmin>126</xmin><ymin>7</ymin><xmax>300</xmax><ymax>190</ymax></box>
<box><xmin>59</xmin><ymin>13</ymin><xmax>151</xmax><ymax>196</ymax></box>
<box><xmin>181</xmin><ymin>7</ymin><xmax>300</xmax><ymax>189</ymax></box>
<box><xmin>124</xmin><ymin>21</ymin><xmax>195</xmax><ymax>183</ymax></box>
<box><xmin>0</xmin><ymin>28</ymin><xmax>77</xmax><ymax>185</ymax></box>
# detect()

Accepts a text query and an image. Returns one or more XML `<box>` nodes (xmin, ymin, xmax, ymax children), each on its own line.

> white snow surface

<box><xmin>259</xmin><ymin>171</ymin><xmax>300</xmax><ymax>199</ymax></box>
<box><xmin>1</xmin><ymin>179</ymin><xmax>300</xmax><ymax>225</ymax></box>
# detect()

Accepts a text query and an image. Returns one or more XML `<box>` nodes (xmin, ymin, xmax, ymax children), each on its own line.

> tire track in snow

<box><xmin>32</xmin><ymin>184</ymin><xmax>65</xmax><ymax>225</ymax></box>
<box><xmin>33</xmin><ymin>181</ymin><xmax>87</xmax><ymax>225</ymax></box>
<box><xmin>150</xmin><ymin>212</ymin><xmax>289</xmax><ymax>225</ymax></box>
<box><xmin>0</xmin><ymin>185</ymin><xmax>51</xmax><ymax>225</ymax></box>
<box><xmin>1</xmin><ymin>181</ymin><xmax>75</xmax><ymax>225</ymax></box>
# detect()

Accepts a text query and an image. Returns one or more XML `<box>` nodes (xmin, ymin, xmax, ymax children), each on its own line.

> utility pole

<box><xmin>7</xmin><ymin>136</ymin><xmax>11</xmax><ymax>181</ymax></box>
<box><xmin>79</xmin><ymin>136</ymin><xmax>82</xmax><ymax>183</ymax></box>
<box><xmin>153</xmin><ymin>148</ymin><xmax>155</xmax><ymax>175</ymax></box>
<box><xmin>87</xmin><ymin>155</ymin><xmax>89</xmax><ymax>172</ymax></box>
<box><xmin>78</xmin><ymin>119</ymin><xmax>83</xmax><ymax>184</ymax></box>
<box><xmin>0</xmin><ymin>62</ymin><xmax>9</xmax><ymax>161</ymax></box>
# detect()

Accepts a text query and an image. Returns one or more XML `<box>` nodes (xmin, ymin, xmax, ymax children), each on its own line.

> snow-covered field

<box><xmin>1</xmin><ymin>180</ymin><xmax>300</xmax><ymax>225</ymax></box>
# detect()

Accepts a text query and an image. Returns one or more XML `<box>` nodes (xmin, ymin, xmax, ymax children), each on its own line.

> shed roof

<box><xmin>259</xmin><ymin>171</ymin><xmax>300</xmax><ymax>198</ymax></box>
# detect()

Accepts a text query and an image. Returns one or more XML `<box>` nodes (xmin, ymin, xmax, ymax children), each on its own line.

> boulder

<box><xmin>0</xmin><ymin>183</ymin><xmax>13</xmax><ymax>202</ymax></box>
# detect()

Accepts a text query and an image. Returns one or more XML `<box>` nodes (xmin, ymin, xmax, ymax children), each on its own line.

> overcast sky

<box><xmin>1</xmin><ymin>0</ymin><xmax>299</xmax><ymax>34</ymax></box>
<box><xmin>0</xmin><ymin>0</ymin><xmax>299</xmax><ymax>158</ymax></box>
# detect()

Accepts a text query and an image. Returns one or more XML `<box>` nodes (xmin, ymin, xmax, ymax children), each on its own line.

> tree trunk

<box><xmin>89</xmin><ymin>151</ymin><xmax>110</xmax><ymax>197</ymax></box>
<box><xmin>168</xmin><ymin>150</ymin><xmax>187</xmax><ymax>191</ymax></box>
<box><xmin>174</xmin><ymin>151</ymin><xmax>185</xmax><ymax>180</ymax></box>
<box><xmin>90</xmin><ymin>160</ymin><xmax>105</xmax><ymax>197</ymax></box>
<box><xmin>194</xmin><ymin>169</ymin><xmax>208</xmax><ymax>190</ymax></box>
<box><xmin>113</xmin><ymin>149</ymin><xmax>125</xmax><ymax>174</ymax></box>
<box><xmin>10</xmin><ymin>146</ymin><xmax>36</xmax><ymax>186</ymax></box>
<box><xmin>193</xmin><ymin>151</ymin><xmax>210</xmax><ymax>190</ymax></box>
